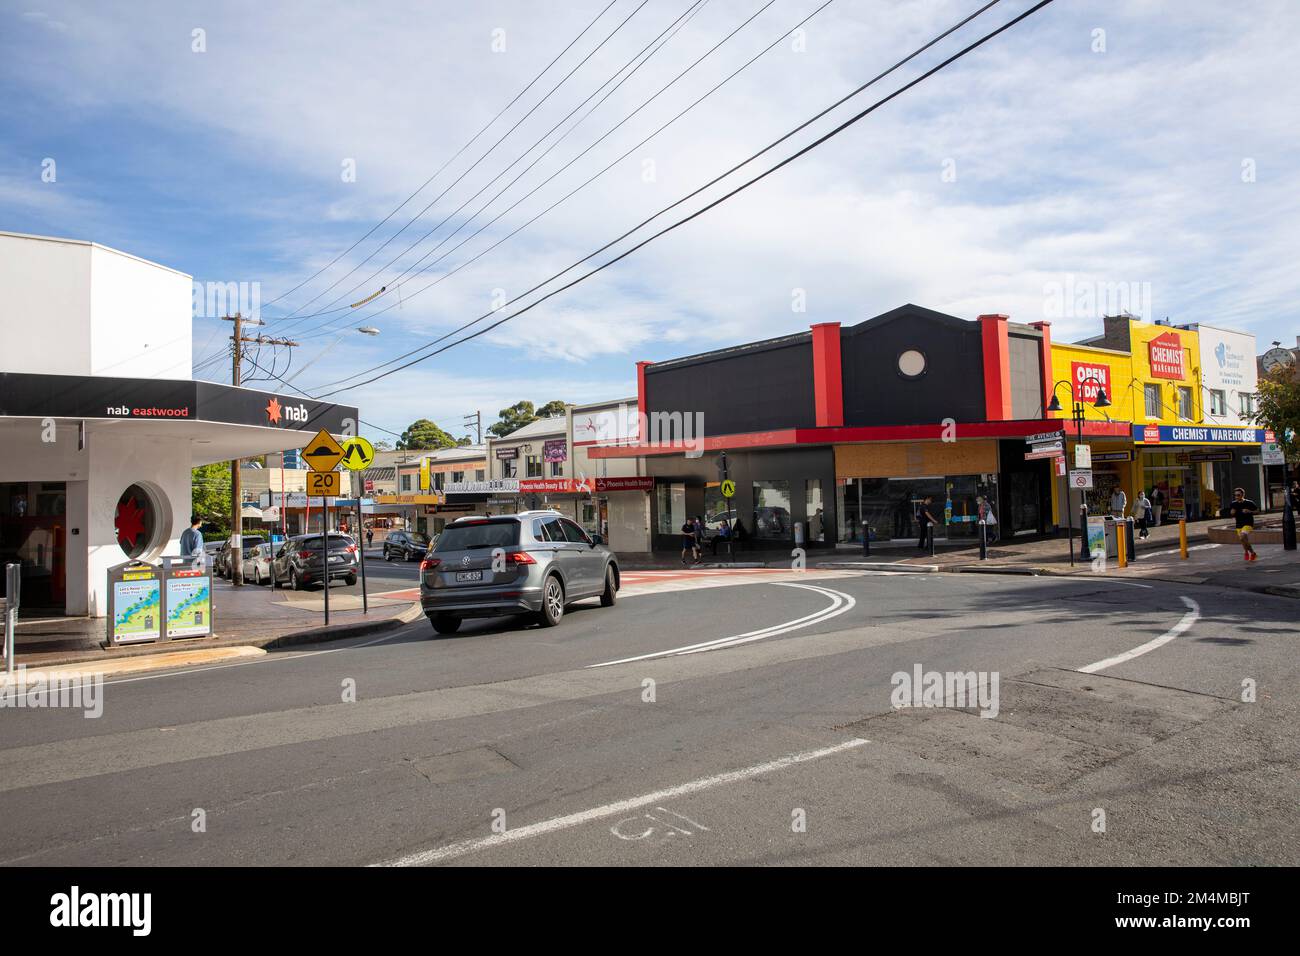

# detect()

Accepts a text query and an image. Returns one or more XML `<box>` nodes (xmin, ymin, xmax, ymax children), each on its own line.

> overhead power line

<box><xmin>309</xmin><ymin>0</ymin><xmax>1022</xmax><ymax>397</ymax></box>
<box><xmin>260</xmin><ymin>0</ymin><xmax>622</xmax><ymax>313</ymax></box>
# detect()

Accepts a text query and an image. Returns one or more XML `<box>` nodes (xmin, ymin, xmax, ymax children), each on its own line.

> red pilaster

<box><xmin>1029</xmin><ymin>320</ymin><xmax>1053</xmax><ymax>416</ymax></box>
<box><xmin>810</xmin><ymin>322</ymin><xmax>844</xmax><ymax>427</ymax></box>
<box><xmin>636</xmin><ymin>361</ymin><xmax>652</xmax><ymax>420</ymax></box>
<box><xmin>979</xmin><ymin>313</ymin><xmax>1013</xmax><ymax>421</ymax></box>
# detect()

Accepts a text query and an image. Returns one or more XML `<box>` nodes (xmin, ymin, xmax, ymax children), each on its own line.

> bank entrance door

<box><xmin>0</xmin><ymin>481</ymin><xmax>68</xmax><ymax>612</ymax></box>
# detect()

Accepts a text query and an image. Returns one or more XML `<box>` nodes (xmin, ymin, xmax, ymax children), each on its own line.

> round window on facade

<box><xmin>115</xmin><ymin>482</ymin><xmax>170</xmax><ymax>560</ymax></box>
<box><xmin>898</xmin><ymin>349</ymin><xmax>927</xmax><ymax>378</ymax></box>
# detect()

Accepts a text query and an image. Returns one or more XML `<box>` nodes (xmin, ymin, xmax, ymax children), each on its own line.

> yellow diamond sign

<box><xmin>302</xmin><ymin>429</ymin><xmax>345</xmax><ymax>473</ymax></box>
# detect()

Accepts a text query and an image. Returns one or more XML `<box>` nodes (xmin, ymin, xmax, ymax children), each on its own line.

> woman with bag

<box><xmin>1135</xmin><ymin>490</ymin><xmax>1152</xmax><ymax>539</ymax></box>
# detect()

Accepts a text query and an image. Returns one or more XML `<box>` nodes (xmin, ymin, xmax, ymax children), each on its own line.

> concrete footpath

<box><xmin>3</xmin><ymin>575</ymin><xmax>422</xmax><ymax>672</ymax></box>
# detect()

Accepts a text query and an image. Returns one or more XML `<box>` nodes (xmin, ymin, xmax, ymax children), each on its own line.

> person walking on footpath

<box><xmin>917</xmin><ymin>496</ymin><xmax>938</xmax><ymax>551</ymax></box>
<box><xmin>692</xmin><ymin>515</ymin><xmax>706</xmax><ymax>562</ymax></box>
<box><xmin>680</xmin><ymin>518</ymin><xmax>697</xmax><ymax>565</ymax></box>
<box><xmin>1150</xmin><ymin>486</ymin><xmax>1165</xmax><ymax>527</ymax></box>
<box><xmin>1135</xmin><ymin>490</ymin><xmax>1152</xmax><ymax>538</ymax></box>
<box><xmin>1226</xmin><ymin>487</ymin><xmax>1259</xmax><ymax>562</ymax></box>
<box><xmin>1109</xmin><ymin>486</ymin><xmax>1127</xmax><ymax>519</ymax></box>
<box><xmin>365</xmin><ymin>524</ymin><xmax>374</xmax><ymax>550</ymax></box>
<box><xmin>180</xmin><ymin>514</ymin><xmax>204</xmax><ymax>565</ymax></box>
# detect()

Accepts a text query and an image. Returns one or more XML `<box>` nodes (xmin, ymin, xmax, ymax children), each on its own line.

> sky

<box><xmin>2</xmin><ymin>0</ymin><xmax>1298</xmax><ymax>441</ymax></box>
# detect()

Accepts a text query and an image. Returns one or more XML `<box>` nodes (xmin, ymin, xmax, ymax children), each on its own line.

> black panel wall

<box><xmin>644</xmin><ymin>335</ymin><xmax>816</xmax><ymax>436</ymax></box>
<box><xmin>840</xmin><ymin>305</ymin><xmax>987</xmax><ymax>426</ymax></box>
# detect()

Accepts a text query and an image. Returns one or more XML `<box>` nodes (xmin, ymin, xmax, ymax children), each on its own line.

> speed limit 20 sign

<box><xmin>307</xmin><ymin>471</ymin><xmax>342</xmax><ymax>497</ymax></box>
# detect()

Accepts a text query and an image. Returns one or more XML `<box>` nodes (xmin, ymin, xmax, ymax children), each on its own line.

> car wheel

<box><xmin>600</xmin><ymin>566</ymin><xmax>617</xmax><ymax>607</ymax></box>
<box><xmin>290</xmin><ymin>569</ymin><xmax>301</xmax><ymax>591</ymax></box>
<box><xmin>431</xmin><ymin>614</ymin><xmax>461</xmax><ymax>634</ymax></box>
<box><xmin>384</xmin><ymin>547</ymin><xmax>391</xmax><ymax>562</ymax></box>
<box><xmin>255</xmin><ymin>567</ymin><xmax>263</xmax><ymax>585</ymax></box>
<box><xmin>345</xmin><ymin>573</ymin><xmax>357</xmax><ymax>586</ymax></box>
<box><xmin>537</xmin><ymin>575</ymin><xmax>565</xmax><ymax>627</ymax></box>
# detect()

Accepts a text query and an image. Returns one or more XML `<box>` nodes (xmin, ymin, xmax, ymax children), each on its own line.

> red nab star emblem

<box><xmin>115</xmin><ymin>497</ymin><xmax>147</xmax><ymax>550</ymax></box>
<box><xmin>265</xmin><ymin>397</ymin><xmax>282</xmax><ymax>424</ymax></box>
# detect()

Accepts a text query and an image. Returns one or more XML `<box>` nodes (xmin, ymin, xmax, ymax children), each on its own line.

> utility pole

<box><xmin>223</xmin><ymin>312</ymin><xmax>298</xmax><ymax>587</ymax></box>
<box><xmin>463</xmin><ymin>410</ymin><xmax>482</xmax><ymax>445</ymax></box>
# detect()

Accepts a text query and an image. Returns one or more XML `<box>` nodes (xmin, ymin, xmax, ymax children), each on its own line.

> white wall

<box><xmin>0</xmin><ymin>232</ymin><xmax>192</xmax><ymax>380</ymax></box>
<box><xmin>1194</xmin><ymin>325</ymin><xmax>1258</xmax><ymax>426</ymax></box>
<box><xmin>0</xmin><ymin>234</ymin><xmax>93</xmax><ymax>375</ymax></box>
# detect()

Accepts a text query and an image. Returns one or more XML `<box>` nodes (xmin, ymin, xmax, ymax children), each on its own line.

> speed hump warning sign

<box><xmin>302</xmin><ymin>429</ymin><xmax>345</xmax><ymax>472</ymax></box>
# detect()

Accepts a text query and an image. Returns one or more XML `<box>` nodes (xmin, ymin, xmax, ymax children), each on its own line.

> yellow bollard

<box><xmin>1179</xmin><ymin>518</ymin><xmax>1188</xmax><ymax>559</ymax></box>
<box><xmin>1117</xmin><ymin>523</ymin><xmax>1127</xmax><ymax>568</ymax></box>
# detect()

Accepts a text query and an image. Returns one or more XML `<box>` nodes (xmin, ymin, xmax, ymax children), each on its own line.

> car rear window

<box><xmin>301</xmin><ymin>534</ymin><xmax>354</xmax><ymax>550</ymax></box>
<box><xmin>434</xmin><ymin>521</ymin><xmax>519</xmax><ymax>551</ymax></box>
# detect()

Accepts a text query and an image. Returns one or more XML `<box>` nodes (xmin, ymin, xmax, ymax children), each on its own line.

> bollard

<box><xmin>1179</xmin><ymin>518</ymin><xmax>1188</xmax><ymax>559</ymax></box>
<box><xmin>862</xmin><ymin>526</ymin><xmax>870</xmax><ymax>557</ymax></box>
<box><xmin>929</xmin><ymin>525</ymin><xmax>936</xmax><ymax>557</ymax></box>
<box><xmin>3</xmin><ymin>562</ymin><xmax>19</xmax><ymax>674</ymax></box>
<box><xmin>1079</xmin><ymin>503</ymin><xmax>1092</xmax><ymax>562</ymax></box>
<box><xmin>979</xmin><ymin>519</ymin><xmax>988</xmax><ymax>560</ymax></box>
<box><xmin>1125</xmin><ymin>516</ymin><xmax>1138</xmax><ymax>563</ymax></box>
<box><xmin>1117</xmin><ymin>522</ymin><xmax>1127</xmax><ymax>568</ymax></box>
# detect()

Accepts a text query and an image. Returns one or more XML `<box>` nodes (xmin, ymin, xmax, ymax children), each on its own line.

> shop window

<box><xmin>501</xmin><ymin>459</ymin><xmax>517</xmax><ymax>478</ymax></box>
<box><xmin>526</xmin><ymin>455</ymin><xmax>542</xmax><ymax>478</ymax></box>
<box><xmin>400</xmin><ymin>474</ymin><xmax>412</xmax><ymax>491</ymax></box>
<box><xmin>550</xmin><ymin>459</ymin><xmax>563</xmax><ymax>477</ymax></box>
<box><xmin>1208</xmin><ymin>390</ymin><xmax>1226</xmax><ymax>417</ymax></box>
<box><xmin>805</xmin><ymin>479</ymin><xmax>825</xmax><ymax>542</ymax></box>
<box><xmin>1177</xmin><ymin>386</ymin><xmax>1193</xmax><ymax>420</ymax></box>
<box><xmin>1239</xmin><ymin>392</ymin><xmax>1255</xmax><ymax>417</ymax></box>
<box><xmin>476</xmin><ymin>469</ymin><xmax>485</xmax><ymax>481</ymax></box>
<box><xmin>1144</xmin><ymin>383</ymin><xmax>1162</xmax><ymax>419</ymax></box>
<box><xmin>656</xmin><ymin>482</ymin><xmax>685</xmax><ymax>535</ymax></box>
<box><xmin>451</xmin><ymin>471</ymin><xmax>464</xmax><ymax>484</ymax></box>
<box><xmin>752</xmin><ymin>480</ymin><xmax>792</xmax><ymax>539</ymax></box>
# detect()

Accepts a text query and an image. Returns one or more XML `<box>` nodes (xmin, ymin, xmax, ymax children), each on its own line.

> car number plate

<box><xmin>455</xmin><ymin>570</ymin><xmax>483</xmax><ymax>583</ymax></box>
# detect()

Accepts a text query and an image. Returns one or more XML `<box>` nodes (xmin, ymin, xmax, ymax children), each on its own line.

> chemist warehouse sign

<box><xmin>1134</xmin><ymin>424</ymin><xmax>1266</xmax><ymax>445</ymax></box>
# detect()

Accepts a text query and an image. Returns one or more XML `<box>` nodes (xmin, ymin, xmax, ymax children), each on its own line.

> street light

<box><xmin>285</xmin><ymin>327</ymin><xmax>380</xmax><ymax>384</ymax></box>
<box><xmin>1047</xmin><ymin>376</ymin><xmax>1111</xmax><ymax>566</ymax></box>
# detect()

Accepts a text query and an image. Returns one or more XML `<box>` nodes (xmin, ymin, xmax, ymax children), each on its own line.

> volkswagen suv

<box><xmin>419</xmin><ymin>511</ymin><xmax>619</xmax><ymax>634</ymax></box>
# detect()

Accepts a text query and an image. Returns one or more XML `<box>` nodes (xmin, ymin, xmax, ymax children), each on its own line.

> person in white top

<box><xmin>1109</xmin><ymin>488</ymin><xmax>1127</xmax><ymax>518</ymax></box>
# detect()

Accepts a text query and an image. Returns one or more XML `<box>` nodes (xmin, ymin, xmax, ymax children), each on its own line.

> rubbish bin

<box><xmin>1085</xmin><ymin>515</ymin><xmax>1118</xmax><ymax>559</ymax></box>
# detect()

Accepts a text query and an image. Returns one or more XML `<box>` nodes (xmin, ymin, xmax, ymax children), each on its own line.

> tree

<box><xmin>488</xmin><ymin>401</ymin><xmax>537</xmax><ymax>438</ymax></box>
<box><xmin>396</xmin><ymin>419</ymin><xmax>457</xmax><ymax>450</ymax></box>
<box><xmin>456</xmin><ymin>435</ymin><xmax>474</xmax><ymax>446</ymax></box>
<box><xmin>1255</xmin><ymin>367</ymin><xmax>1300</xmax><ymax>462</ymax></box>
<box><xmin>191</xmin><ymin>462</ymin><xmax>231</xmax><ymax>532</ymax></box>
<box><xmin>373</xmin><ymin>439</ymin><xmax>394</xmax><ymax>451</ymax></box>
<box><xmin>488</xmin><ymin>399</ymin><xmax>568</xmax><ymax>437</ymax></box>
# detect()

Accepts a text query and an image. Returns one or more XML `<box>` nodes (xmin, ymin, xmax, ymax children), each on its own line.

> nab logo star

<box><xmin>265</xmin><ymin>398</ymin><xmax>282</xmax><ymax>424</ymax></box>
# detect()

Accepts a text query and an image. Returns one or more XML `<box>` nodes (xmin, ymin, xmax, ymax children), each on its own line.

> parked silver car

<box><xmin>419</xmin><ymin>511</ymin><xmax>619</xmax><ymax>634</ymax></box>
<box><xmin>242</xmin><ymin>542</ymin><xmax>276</xmax><ymax>585</ymax></box>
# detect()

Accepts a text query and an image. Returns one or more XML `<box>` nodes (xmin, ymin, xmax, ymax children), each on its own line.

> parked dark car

<box><xmin>419</xmin><ymin>511</ymin><xmax>618</xmax><ymax>634</ymax></box>
<box><xmin>271</xmin><ymin>533</ymin><xmax>359</xmax><ymax>590</ymax></box>
<box><xmin>215</xmin><ymin>535</ymin><xmax>264</xmax><ymax>579</ymax></box>
<box><xmin>383</xmin><ymin>530</ymin><xmax>431</xmax><ymax>562</ymax></box>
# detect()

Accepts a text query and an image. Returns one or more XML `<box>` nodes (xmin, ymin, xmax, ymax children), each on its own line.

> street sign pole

<box><xmin>353</xmin><ymin>470</ymin><xmax>368</xmax><ymax>614</ymax></box>
<box><xmin>323</xmin><ymin>496</ymin><xmax>331</xmax><ymax>627</ymax></box>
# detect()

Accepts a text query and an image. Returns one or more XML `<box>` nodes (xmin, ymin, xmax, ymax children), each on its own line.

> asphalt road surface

<box><xmin>2</xmin><ymin>568</ymin><xmax>1296</xmax><ymax>866</ymax></box>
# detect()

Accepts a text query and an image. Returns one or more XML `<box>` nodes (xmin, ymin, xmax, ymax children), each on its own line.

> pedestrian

<box><xmin>978</xmin><ymin>495</ymin><xmax>999</xmax><ymax>544</ymax></box>
<box><xmin>1151</xmin><ymin>486</ymin><xmax>1165</xmax><ymax>527</ymax></box>
<box><xmin>1109</xmin><ymin>487</ymin><xmax>1127</xmax><ymax>518</ymax></box>
<box><xmin>180</xmin><ymin>514</ymin><xmax>204</xmax><ymax>564</ymax></box>
<box><xmin>692</xmin><ymin>515</ymin><xmax>706</xmax><ymax>561</ymax></box>
<box><xmin>917</xmin><ymin>496</ymin><xmax>938</xmax><ymax>551</ymax></box>
<box><xmin>1135</xmin><ymin>490</ymin><xmax>1152</xmax><ymax>538</ymax></box>
<box><xmin>1226</xmin><ymin>487</ymin><xmax>1259</xmax><ymax>562</ymax></box>
<box><xmin>365</xmin><ymin>523</ymin><xmax>374</xmax><ymax>550</ymax></box>
<box><xmin>680</xmin><ymin>518</ymin><xmax>697</xmax><ymax>565</ymax></box>
<box><xmin>712</xmin><ymin>517</ymin><xmax>731</xmax><ymax>556</ymax></box>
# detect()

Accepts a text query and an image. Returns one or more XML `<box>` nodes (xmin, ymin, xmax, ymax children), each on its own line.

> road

<box><xmin>1</xmin><ymin>568</ymin><xmax>1296</xmax><ymax>866</ymax></box>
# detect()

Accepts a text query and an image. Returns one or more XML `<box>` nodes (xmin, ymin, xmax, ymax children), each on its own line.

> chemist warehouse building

<box><xmin>591</xmin><ymin>304</ymin><xmax>1132</xmax><ymax>550</ymax></box>
<box><xmin>0</xmin><ymin>232</ymin><xmax>357</xmax><ymax>617</ymax></box>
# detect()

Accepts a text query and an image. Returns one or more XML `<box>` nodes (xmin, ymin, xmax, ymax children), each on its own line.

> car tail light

<box><xmin>345</xmin><ymin>544</ymin><xmax>357</xmax><ymax>553</ymax></box>
<box><xmin>507</xmin><ymin>551</ymin><xmax>536</xmax><ymax>565</ymax></box>
<box><xmin>419</xmin><ymin>557</ymin><xmax>441</xmax><ymax>572</ymax></box>
<box><xmin>299</xmin><ymin>550</ymin><xmax>313</xmax><ymax>560</ymax></box>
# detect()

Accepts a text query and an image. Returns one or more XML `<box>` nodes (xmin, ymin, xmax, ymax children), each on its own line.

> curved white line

<box><xmin>1078</xmin><ymin>596</ymin><xmax>1200</xmax><ymax>674</ymax></box>
<box><xmin>588</xmin><ymin>583</ymin><xmax>856</xmax><ymax>668</ymax></box>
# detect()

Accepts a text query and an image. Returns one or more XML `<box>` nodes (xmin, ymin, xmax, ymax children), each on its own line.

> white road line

<box><xmin>377</xmin><ymin>737</ymin><xmax>870</xmax><ymax>867</ymax></box>
<box><xmin>588</xmin><ymin>583</ymin><xmax>856</xmax><ymax>668</ymax></box>
<box><xmin>1078</xmin><ymin>596</ymin><xmax>1200</xmax><ymax>674</ymax></box>
<box><xmin>1141</xmin><ymin>543</ymin><xmax>1220</xmax><ymax>559</ymax></box>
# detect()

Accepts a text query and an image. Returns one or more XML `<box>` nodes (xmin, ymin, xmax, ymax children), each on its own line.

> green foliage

<box><xmin>396</xmin><ymin>418</ymin><xmax>458</xmax><ymax>450</ymax></box>
<box><xmin>191</xmin><ymin>462</ymin><xmax>231</xmax><ymax>531</ymax></box>
<box><xmin>1255</xmin><ymin>368</ymin><xmax>1300</xmax><ymax>461</ymax></box>
<box><xmin>488</xmin><ymin>399</ymin><xmax>567</xmax><ymax>437</ymax></box>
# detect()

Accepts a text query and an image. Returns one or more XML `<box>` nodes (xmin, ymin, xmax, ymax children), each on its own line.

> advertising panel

<box><xmin>166</xmin><ymin>575</ymin><xmax>212</xmax><ymax>638</ymax></box>
<box><xmin>1196</xmin><ymin>325</ymin><xmax>1258</xmax><ymax>426</ymax></box>
<box><xmin>111</xmin><ymin>576</ymin><xmax>162</xmax><ymax>644</ymax></box>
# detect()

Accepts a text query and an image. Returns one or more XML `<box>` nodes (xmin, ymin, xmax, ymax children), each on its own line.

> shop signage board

<box><xmin>340</xmin><ymin>436</ymin><xmax>375</xmax><ymax>471</ymax></box>
<box><xmin>542</xmin><ymin>439</ymin><xmax>568</xmax><ymax>463</ymax></box>
<box><xmin>595</xmin><ymin>476</ymin><xmax>653</xmax><ymax>492</ymax></box>
<box><xmin>1242</xmin><ymin>455</ymin><xmax>1261</xmax><ymax>465</ymax></box>
<box><xmin>1180</xmin><ymin>451</ymin><xmax>1233</xmax><ymax>463</ymax></box>
<box><xmin>1148</xmin><ymin>331</ymin><xmax>1187</xmax><ymax>380</ymax></box>
<box><xmin>1071</xmin><ymin>362</ymin><xmax>1111</xmax><ymax>401</ymax></box>
<box><xmin>1074</xmin><ymin>445</ymin><xmax>1092</xmax><ymax>469</ymax></box>
<box><xmin>302</xmin><ymin>429</ymin><xmax>345</xmax><ymax>472</ymax></box>
<box><xmin>494</xmin><ymin>446</ymin><xmax>519</xmax><ymax>459</ymax></box>
<box><xmin>444</xmin><ymin>478</ymin><xmax>520</xmax><ymax>494</ymax></box>
<box><xmin>1092</xmin><ymin>451</ymin><xmax>1133</xmax><ymax>462</ymax></box>
<box><xmin>1069</xmin><ymin>469</ymin><xmax>1094</xmax><ymax>490</ymax></box>
<box><xmin>1133</xmin><ymin>425</ymin><xmax>1266</xmax><ymax>444</ymax></box>
<box><xmin>1024</xmin><ymin>448</ymin><xmax>1065</xmax><ymax>461</ymax></box>
<box><xmin>1024</xmin><ymin>430</ymin><xmax>1065</xmax><ymax>444</ymax></box>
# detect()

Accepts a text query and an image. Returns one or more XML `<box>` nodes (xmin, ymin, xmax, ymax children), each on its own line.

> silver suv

<box><xmin>419</xmin><ymin>511</ymin><xmax>619</xmax><ymax>634</ymax></box>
